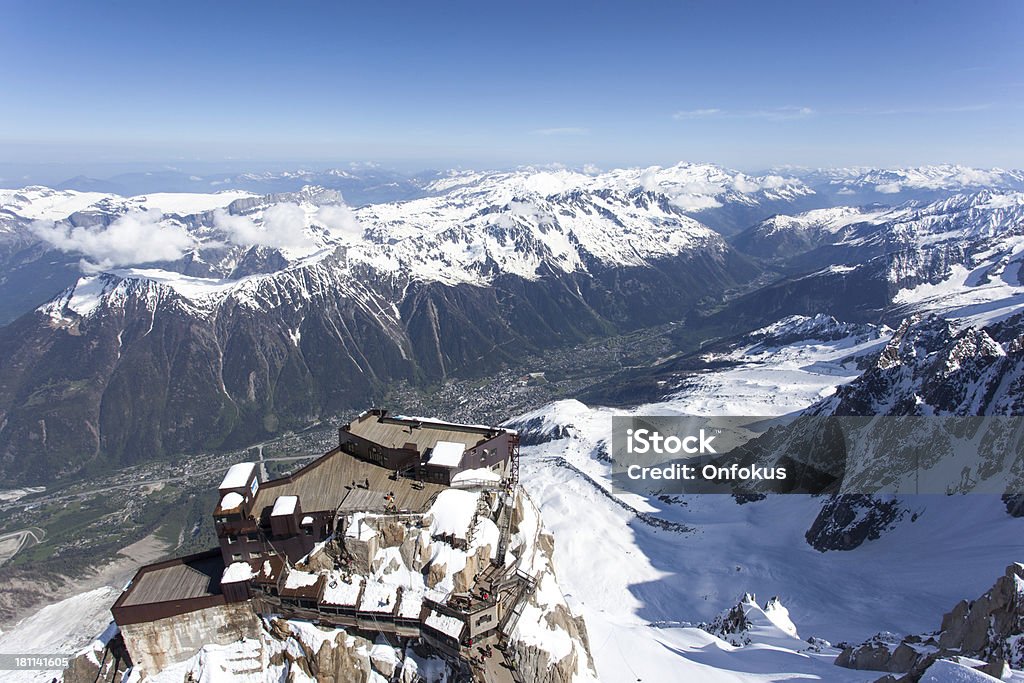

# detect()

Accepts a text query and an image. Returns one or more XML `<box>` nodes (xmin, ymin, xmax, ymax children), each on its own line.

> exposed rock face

<box><xmin>118</xmin><ymin>601</ymin><xmax>262</xmax><ymax>675</ymax></box>
<box><xmin>398</xmin><ymin>528</ymin><xmax>432</xmax><ymax>571</ymax></box>
<box><xmin>938</xmin><ymin>563</ymin><xmax>1024</xmax><ymax>666</ymax></box>
<box><xmin>512</xmin><ymin>414</ymin><xmax>574</xmax><ymax>446</ymax></box>
<box><xmin>273</xmin><ymin>619</ymin><xmax>377</xmax><ymax>683</ymax></box>
<box><xmin>835</xmin><ymin>563</ymin><xmax>1024</xmax><ymax>681</ymax></box>
<box><xmin>1002</xmin><ymin>493</ymin><xmax>1024</xmax><ymax>518</ymax></box>
<box><xmin>833</xmin><ymin>633</ymin><xmax>922</xmax><ymax>673</ymax></box>
<box><xmin>811</xmin><ymin>314</ymin><xmax>1024</xmax><ymax>419</ymax></box>
<box><xmin>701</xmin><ymin>595</ymin><xmax>756</xmax><ymax>646</ymax></box>
<box><xmin>805</xmin><ymin>495</ymin><xmax>905</xmax><ymax>552</ymax></box>
<box><xmin>698</xmin><ymin>593</ymin><xmax>801</xmax><ymax>650</ymax></box>
<box><xmin>452</xmin><ymin>546</ymin><xmax>490</xmax><ymax>593</ymax></box>
<box><xmin>797</xmin><ymin>312</ymin><xmax>1024</xmax><ymax>551</ymax></box>
<box><xmin>378</xmin><ymin>519</ymin><xmax>408</xmax><ymax>547</ymax></box>
<box><xmin>344</xmin><ymin>531</ymin><xmax>378</xmax><ymax>575</ymax></box>
<box><xmin>425</xmin><ymin>560</ymin><xmax>448</xmax><ymax>589</ymax></box>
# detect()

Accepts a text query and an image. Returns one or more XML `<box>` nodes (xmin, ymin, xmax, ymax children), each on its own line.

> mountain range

<box><xmin>0</xmin><ymin>162</ymin><xmax>1022</xmax><ymax>489</ymax></box>
<box><xmin>3</xmin><ymin>161</ymin><xmax>1024</xmax><ymax>683</ymax></box>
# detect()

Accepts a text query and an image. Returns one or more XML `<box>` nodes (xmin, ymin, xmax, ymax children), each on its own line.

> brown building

<box><xmin>111</xmin><ymin>409</ymin><xmax>523</xmax><ymax>675</ymax></box>
<box><xmin>339</xmin><ymin>409</ymin><xmax>514</xmax><ymax>485</ymax></box>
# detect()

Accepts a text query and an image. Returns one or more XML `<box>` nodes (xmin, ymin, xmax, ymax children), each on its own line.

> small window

<box><xmin>247</xmin><ymin>533</ymin><xmax>258</xmax><ymax>541</ymax></box>
<box><xmin>232</xmin><ymin>553</ymin><xmax>242</xmax><ymax>561</ymax></box>
<box><xmin>226</xmin><ymin>535</ymin><xmax>237</xmax><ymax>544</ymax></box>
<box><xmin>249</xmin><ymin>552</ymin><xmax>261</xmax><ymax>560</ymax></box>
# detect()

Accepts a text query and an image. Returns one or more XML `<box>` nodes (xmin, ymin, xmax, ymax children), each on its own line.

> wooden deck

<box><xmin>120</xmin><ymin>553</ymin><xmax>223</xmax><ymax>607</ymax></box>
<box><xmin>346</xmin><ymin>414</ymin><xmax>497</xmax><ymax>451</ymax></box>
<box><xmin>252</xmin><ymin>449</ymin><xmax>447</xmax><ymax>516</ymax></box>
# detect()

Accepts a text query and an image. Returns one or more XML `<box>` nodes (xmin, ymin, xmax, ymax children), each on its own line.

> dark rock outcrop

<box><xmin>805</xmin><ymin>495</ymin><xmax>905</xmax><ymax>552</ymax></box>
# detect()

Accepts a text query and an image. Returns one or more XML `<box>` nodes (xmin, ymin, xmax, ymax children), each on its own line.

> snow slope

<box><xmin>511</xmin><ymin>317</ymin><xmax>1024</xmax><ymax>682</ymax></box>
<box><xmin>0</xmin><ymin>586</ymin><xmax>120</xmax><ymax>682</ymax></box>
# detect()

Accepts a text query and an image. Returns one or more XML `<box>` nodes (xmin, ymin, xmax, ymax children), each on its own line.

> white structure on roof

<box><xmin>220</xmin><ymin>492</ymin><xmax>244</xmax><ymax>511</ymax></box>
<box><xmin>427</xmin><ymin>441</ymin><xmax>465</xmax><ymax>468</ymax></box>
<box><xmin>220</xmin><ymin>462</ymin><xmax>257</xmax><ymax>491</ymax></box>
<box><xmin>222</xmin><ymin>561</ymin><xmax>254</xmax><ymax>584</ymax></box>
<box><xmin>272</xmin><ymin>495</ymin><xmax>298</xmax><ymax>517</ymax></box>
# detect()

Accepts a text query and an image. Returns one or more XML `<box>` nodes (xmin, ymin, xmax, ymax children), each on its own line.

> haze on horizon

<box><xmin>1</xmin><ymin>0</ymin><xmax>1022</xmax><ymax>179</ymax></box>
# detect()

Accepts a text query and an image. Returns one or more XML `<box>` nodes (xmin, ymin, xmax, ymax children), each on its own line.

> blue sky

<box><xmin>1</xmin><ymin>0</ymin><xmax>1022</xmax><ymax>173</ymax></box>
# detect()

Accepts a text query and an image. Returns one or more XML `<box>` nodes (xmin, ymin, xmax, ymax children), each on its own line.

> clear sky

<box><xmin>1</xmin><ymin>0</ymin><xmax>1022</xmax><ymax>173</ymax></box>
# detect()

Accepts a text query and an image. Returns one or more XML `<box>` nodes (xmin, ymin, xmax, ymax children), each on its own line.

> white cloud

<box><xmin>263</xmin><ymin>204</ymin><xmax>313</xmax><ymax>248</ymax></box>
<box><xmin>757</xmin><ymin>106</ymin><xmax>814</xmax><ymax>120</ymax></box>
<box><xmin>582</xmin><ymin>163</ymin><xmax>602</xmax><ymax>175</ymax></box>
<box><xmin>532</xmin><ymin>127</ymin><xmax>590</xmax><ymax>136</ymax></box>
<box><xmin>673</xmin><ymin>106</ymin><xmax>814</xmax><ymax>121</ymax></box>
<box><xmin>669</xmin><ymin>194</ymin><xmax>723</xmax><ymax>211</ymax></box>
<box><xmin>732</xmin><ymin>173</ymin><xmax>792</xmax><ymax>194</ymax></box>
<box><xmin>32</xmin><ymin>209</ymin><xmax>196</xmax><ymax>271</ymax></box>
<box><xmin>732</xmin><ymin>174</ymin><xmax>761</xmax><ymax>193</ymax></box>
<box><xmin>214</xmin><ymin>203</ymin><xmax>314</xmax><ymax>250</ymax></box>
<box><xmin>672</xmin><ymin>108</ymin><xmax>722</xmax><ymax>120</ymax></box>
<box><xmin>315</xmin><ymin>204</ymin><xmax>364</xmax><ymax>240</ymax></box>
<box><xmin>680</xmin><ymin>180</ymin><xmax>726</xmax><ymax>195</ymax></box>
<box><xmin>951</xmin><ymin>168</ymin><xmax>999</xmax><ymax>186</ymax></box>
<box><xmin>637</xmin><ymin>167</ymin><xmax>660</xmax><ymax>192</ymax></box>
<box><xmin>759</xmin><ymin>174</ymin><xmax>790</xmax><ymax>190</ymax></box>
<box><xmin>875</xmin><ymin>182</ymin><xmax>904</xmax><ymax>194</ymax></box>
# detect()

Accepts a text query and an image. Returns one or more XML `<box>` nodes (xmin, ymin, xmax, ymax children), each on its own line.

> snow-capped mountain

<box><xmin>6</xmin><ymin>162</ymin><xmax>1024</xmax><ymax>681</ymax></box>
<box><xmin>736</xmin><ymin>190</ymin><xmax>1024</xmax><ymax>267</ymax></box>
<box><xmin>719</xmin><ymin>190</ymin><xmax>1024</xmax><ymax>338</ymax></box>
<box><xmin>811</xmin><ymin>313</ymin><xmax>1024</xmax><ymax>417</ymax></box>
<box><xmin>476</xmin><ymin>162</ymin><xmax>820</xmax><ymax>235</ymax></box>
<box><xmin>2</xmin><ymin>165</ymin><xmax>1022</xmax><ymax>489</ymax></box>
<box><xmin>0</xmin><ymin>177</ymin><xmax>759</xmax><ymax>485</ymax></box>
<box><xmin>782</xmin><ymin>164</ymin><xmax>1024</xmax><ymax>204</ymax></box>
<box><xmin>420</xmin><ymin>163</ymin><xmax>816</xmax><ymax>217</ymax></box>
<box><xmin>731</xmin><ymin>204</ymin><xmax>895</xmax><ymax>259</ymax></box>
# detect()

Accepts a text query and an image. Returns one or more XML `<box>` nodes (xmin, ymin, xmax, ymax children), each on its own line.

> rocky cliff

<box><xmin>836</xmin><ymin>562</ymin><xmax>1024</xmax><ymax>681</ymax></box>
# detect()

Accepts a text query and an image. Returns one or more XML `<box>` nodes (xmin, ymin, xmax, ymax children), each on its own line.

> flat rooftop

<box><xmin>344</xmin><ymin>412</ymin><xmax>503</xmax><ymax>452</ymax></box>
<box><xmin>252</xmin><ymin>448</ymin><xmax>447</xmax><ymax>516</ymax></box>
<box><xmin>120</xmin><ymin>553</ymin><xmax>224</xmax><ymax>607</ymax></box>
